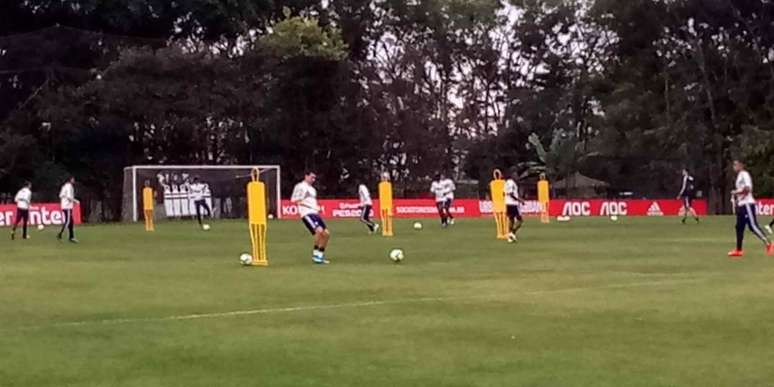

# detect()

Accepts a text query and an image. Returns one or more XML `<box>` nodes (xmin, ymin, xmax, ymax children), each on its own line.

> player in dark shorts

<box><xmin>677</xmin><ymin>169</ymin><xmax>700</xmax><ymax>224</ymax></box>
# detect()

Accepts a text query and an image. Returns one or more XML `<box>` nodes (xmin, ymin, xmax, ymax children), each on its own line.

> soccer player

<box><xmin>189</xmin><ymin>177</ymin><xmax>211</xmax><ymax>229</ymax></box>
<box><xmin>357</xmin><ymin>180</ymin><xmax>378</xmax><ymax>234</ymax></box>
<box><xmin>292</xmin><ymin>172</ymin><xmax>331</xmax><ymax>264</ymax></box>
<box><xmin>11</xmin><ymin>181</ymin><xmax>32</xmax><ymax>240</ymax></box>
<box><xmin>441</xmin><ymin>174</ymin><xmax>457</xmax><ymax>225</ymax></box>
<box><xmin>677</xmin><ymin>168</ymin><xmax>700</xmax><ymax>224</ymax></box>
<box><xmin>504</xmin><ymin>171</ymin><xmax>526</xmax><ymax>243</ymax></box>
<box><xmin>728</xmin><ymin>160</ymin><xmax>773</xmax><ymax>258</ymax></box>
<box><xmin>57</xmin><ymin>176</ymin><xmax>79</xmax><ymax>243</ymax></box>
<box><xmin>430</xmin><ymin>174</ymin><xmax>449</xmax><ymax>227</ymax></box>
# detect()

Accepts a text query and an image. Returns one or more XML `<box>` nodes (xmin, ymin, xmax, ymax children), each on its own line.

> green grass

<box><xmin>2</xmin><ymin>216</ymin><xmax>774</xmax><ymax>387</ymax></box>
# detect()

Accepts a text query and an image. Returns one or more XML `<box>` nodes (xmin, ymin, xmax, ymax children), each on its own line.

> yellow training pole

<box><xmin>490</xmin><ymin>169</ymin><xmax>507</xmax><ymax>239</ymax></box>
<box><xmin>379</xmin><ymin>176</ymin><xmax>394</xmax><ymax>237</ymax></box>
<box><xmin>143</xmin><ymin>186</ymin><xmax>155</xmax><ymax>231</ymax></box>
<box><xmin>247</xmin><ymin>168</ymin><xmax>269</xmax><ymax>266</ymax></box>
<box><xmin>538</xmin><ymin>174</ymin><xmax>550</xmax><ymax>224</ymax></box>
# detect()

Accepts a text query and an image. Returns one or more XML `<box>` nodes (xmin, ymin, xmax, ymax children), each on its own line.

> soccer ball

<box><xmin>413</xmin><ymin>222</ymin><xmax>423</xmax><ymax>230</ymax></box>
<box><xmin>610</xmin><ymin>215</ymin><xmax>619</xmax><ymax>221</ymax></box>
<box><xmin>557</xmin><ymin>216</ymin><xmax>571</xmax><ymax>222</ymax></box>
<box><xmin>389</xmin><ymin>248</ymin><xmax>404</xmax><ymax>263</ymax></box>
<box><xmin>268</xmin><ymin>214</ymin><xmax>275</xmax><ymax>220</ymax></box>
<box><xmin>202</xmin><ymin>224</ymin><xmax>211</xmax><ymax>231</ymax></box>
<box><xmin>37</xmin><ymin>224</ymin><xmax>45</xmax><ymax>231</ymax></box>
<box><xmin>239</xmin><ymin>253</ymin><xmax>253</xmax><ymax>266</ymax></box>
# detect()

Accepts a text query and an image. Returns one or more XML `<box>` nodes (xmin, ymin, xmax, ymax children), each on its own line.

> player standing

<box><xmin>441</xmin><ymin>173</ymin><xmax>456</xmax><ymax>225</ymax></box>
<box><xmin>11</xmin><ymin>181</ymin><xmax>32</xmax><ymax>240</ymax></box>
<box><xmin>504</xmin><ymin>171</ymin><xmax>526</xmax><ymax>243</ymax></box>
<box><xmin>677</xmin><ymin>168</ymin><xmax>700</xmax><ymax>224</ymax></box>
<box><xmin>57</xmin><ymin>176</ymin><xmax>79</xmax><ymax>243</ymax></box>
<box><xmin>357</xmin><ymin>180</ymin><xmax>378</xmax><ymax>234</ymax></box>
<box><xmin>728</xmin><ymin>160</ymin><xmax>773</xmax><ymax>258</ymax></box>
<box><xmin>292</xmin><ymin>172</ymin><xmax>331</xmax><ymax>264</ymax></box>
<box><xmin>189</xmin><ymin>177</ymin><xmax>211</xmax><ymax>229</ymax></box>
<box><xmin>431</xmin><ymin>174</ymin><xmax>449</xmax><ymax>227</ymax></box>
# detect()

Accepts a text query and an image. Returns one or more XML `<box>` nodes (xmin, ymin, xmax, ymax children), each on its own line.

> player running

<box><xmin>11</xmin><ymin>181</ymin><xmax>32</xmax><ymax>240</ymax></box>
<box><xmin>57</xmin><ymin>176</ymin><xmax>79</xmax><ymax>243</ymax></box>
<box><xmin>441</xmin><ymin>174</ymin><xmax>456</xmax><ymax>225</ymax></box>
<box><xmin>505</xmin><ymin>171</ymin><xmax>526</xmax><ymax>243</ymax></box>
<box><xmin>292</xmin><ymin>172</ymin><xmax>331</xmax><ymax>264</ymax></box>
<box><xmin>357</xmin><ymin>180</ymin><xmax>378</xmax><ymax>234</ymax></box>
<box><xmin>189</xmin><ymin>177</ymin><xmax>212</xmax><ymax>229</ymax></box>
<box><xmin>431</xmin><ymin>174</ymin><xmax>449</xmax><ymax>227</ymax></box>
<box><xmin>677</xmin><ymin>168</ymin><xmax>700</xmax><ymax>224</ymax></box>
<box><xmin>728</xmin><ymin>160</ymin><xmax>773</xmax><ymax>258</ymax></box>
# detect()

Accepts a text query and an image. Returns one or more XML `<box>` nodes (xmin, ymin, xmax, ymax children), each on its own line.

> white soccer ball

<box><xmin>240</xmin><ymin>253</ymin><xmax>253</xmax><ymax>266</ymax></box>
<box><xmin>557</xmin><ymin>216</ymin><xmax>571</xmax><ymax>222</ymax></box>
<box><xmin>37</xmin><ymin>224</ymin><xmax>45</xmax><ymax>231</ymax></box>
<box><xmin>413</xmin><ymin>222</ymin><xmax>423</xmax><ymax>230</ymax></box>
<box><xmin>268</xmin><ymin>214</ymin><xmax>275</xmax><ymax>220</ymax></box>
<box><xmin>389</xmin><ymin>249</ymin><xmax>404</xmax><ymax>263</ymax></box>
<box><xmin>202</xmin><ymin>224</ymin><xmax>211</xmax><ymax>231</ymax></box>
<box><xmin>610</xmin><ymin>215</ymin><xmax>619</xmax><ymax>222</ymax></box>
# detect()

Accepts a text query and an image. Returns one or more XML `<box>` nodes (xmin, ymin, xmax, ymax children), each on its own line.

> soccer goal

<box><xmin>121</xmin><ymin>165</ymin><xmax>281</xmax><ymax>222</ymax></box>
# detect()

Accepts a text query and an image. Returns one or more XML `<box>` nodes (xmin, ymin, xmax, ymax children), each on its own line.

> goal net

<box><xmin>121</xmin><ymin>165</ymin><xmax>281</xmax><ymax>222</ymax></box>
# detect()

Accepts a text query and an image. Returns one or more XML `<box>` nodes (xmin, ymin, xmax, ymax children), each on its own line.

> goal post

<box><xmin>121</xmin><ymin>165</ymin><xmax>281</xmax><ymax>222</ymax></box>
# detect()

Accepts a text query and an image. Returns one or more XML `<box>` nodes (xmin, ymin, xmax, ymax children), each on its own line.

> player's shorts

<box><xmin>507</xmin><ymin>205</ymin><xmax>523</xmax><ymax>221</ymax></box>
<box><xmin>436</xmin><ymin>201</ymin><xmax>446</xmax><ymax>212</ymax></box>
<box><xmin>444</xmin><ymin>198</ymin><xmax>453</xmax><ymax>209</ymax></box>
<box><xmin>681</xmin><ymin>195</ymin><xmax>694</xmax><ymax>208</ymax></box>
<box><xmin>302</xmin><ymin>213</ymin><xmax>327</xmax><ymax>234</ymax></box>
<box><xmin>15</xmin><ymin>208</ymin><xmax>29</xmax><ymax>222</ymax></box>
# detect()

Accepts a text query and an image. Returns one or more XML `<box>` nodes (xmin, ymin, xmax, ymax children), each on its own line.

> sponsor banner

<box><xmin>281</xmin><ymin>199</ymin><xmax>708</xmax><ymax>218</ymax></box>
<box><xmin>0</xmin><ymin>203</ymin><xmax>82</xmax><ymax>227</ymax></box>
<box><xmin>281</xmin><ymin>199</ymin><xmax>483</xmax><ymax>219</ymax></box>
<box><xmin>549</xmin><ymin>199</ymin><xmax>707</xmax><ymax>217</ymax></box>
<box><xmin>757</xmin><ymin>199</ymin><xmax>774</xmax><ymax>217</ymax></box>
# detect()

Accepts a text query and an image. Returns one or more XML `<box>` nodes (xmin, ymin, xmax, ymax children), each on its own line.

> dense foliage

<box><xmin>1</xmin><ymin>0</ymin><xmax>773</xmax><ymax>219</ymax></box>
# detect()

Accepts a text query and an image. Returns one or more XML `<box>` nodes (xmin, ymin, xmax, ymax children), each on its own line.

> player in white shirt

<box><xmin>441</xmin><ymin>175</ymin><xmax>456</xmax><ymax>225</ymax></box>
<box><xmin>728</xmin><ymin>160</ymin><xmax>773</xmax><ymax>258</ymax></box>
<box><xmin>430</xmin><ymin>174</ymin><xmax>451</xmax><ymax>227</ymax></box>
<box><xmin>57</xmin><ymin>176</ymin><xmax>79</xmax><ymax>243</ymax></box>
<box><xmin>11</xmin><ymin>181</ymin><xmax>32</xmax><ymax>240</ymax></box>
<box><xmin>189</xmin><ymin>177</ymin><xmax>212</xmax><ymax>229</ymax></box>
<box><xmin>504</xmin><ymin>171</ymin><xmax>526</xmax><ymax>243</ymax></box>
<box><xmin>291</xmin><ymin>172</ymin><xmax>331</xmax><ymax>264</ymax></box>
<box><xmin>357</xmin><ymin>180</ymin><xmax>378</xmax><ymax>234</ymax></box>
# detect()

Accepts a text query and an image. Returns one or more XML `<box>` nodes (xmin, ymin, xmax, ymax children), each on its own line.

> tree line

<box><xmin>1</xmin><ymin>0</ymin><xmax>773</xmax><ymax>220</ymax></box>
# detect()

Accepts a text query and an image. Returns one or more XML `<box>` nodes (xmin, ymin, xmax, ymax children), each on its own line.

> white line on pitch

<box><xmin>15</xmin><ymin>278</ymin><xmax>702</xmax><ymax>331</ymax></box>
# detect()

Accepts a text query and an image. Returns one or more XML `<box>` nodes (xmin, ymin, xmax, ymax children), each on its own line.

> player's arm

<box><xmin>677</xmin><ymin>177</ymin><xmax>687</xmax><ymax>198</ymax></box>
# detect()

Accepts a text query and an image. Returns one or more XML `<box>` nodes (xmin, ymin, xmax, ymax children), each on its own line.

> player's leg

<box><xmin>21</xmin><ymin>210</ymin><xmax>29</xmax><ymax>239</ymax></box>
<box><xmin>744</xmin><ymin>204</ymin><xmax>772</xmax><ymax>255</ymax></box>
<box><xmin>67</xmin><ymin>210</ymin><xmax>76</xmax><ymax>242</ymax></box>
<box><xmin>195</xmin><ymin>201</ymin><xmax>204</xmax><ymax>226</ymax></box>
<box><xmin>729</xmin><ymin>206</ymin><xmax>745</xmax><ymax>257</ymax></box>
<box><xmin>11</xmin><ymin>209</ymin><xmax>21</xmax><ymax>240</ymax></box>
<box><xmin>57</xmin><ymin>210</ymin><xmax>68</xmax><ymax>240</ymax></box>
<box><xmin>359</xmin><ymin>205</ymin><xmax>376</xmax><ymax>232</ymax></box>
<box><xmin>681</xmin><ymin>197</ymin><xmax>689</xmax><ymax>223</ymax></box>
<box><xmin>688</xmin><ymin>197</ymin><xmax>699</xmax><ymax>222</ymax></box>
<box><xmin>767</xmin><ymin>217</ymin><xmax>774</xmax><ymax>235</ymax></box>
<box><xmin>445</xmin><ymin>199</ymin><xmax>455</xmax><ymax>224</ymax></box>
<box><xmin>436</xmin><ymin>202</ymin><xmax>447</xmax><ymax>226</ymax></box>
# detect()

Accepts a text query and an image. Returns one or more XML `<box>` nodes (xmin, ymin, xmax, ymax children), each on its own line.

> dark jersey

<box><xmin>680</xmin><ymin>175</ymin><xmax>695</xmax><ymax>197</ymax></box>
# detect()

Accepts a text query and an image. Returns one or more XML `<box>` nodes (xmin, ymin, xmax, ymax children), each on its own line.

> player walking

<box><xmin>292</xmin><ymin>172</ymin><xmax>331</xmax><ymax>264</ymax></box>
<box><xmin>728</xmin><ymin>160</ymin><xmax>773</xmax><ymax>258</ymax></box>
<box><xmin>431</xmin><ymin>174</ymin><xmax>449</xmax><ymax>227</ymax></box>
<box><xmin>677</xmin><ymin>168</ymin><xmax>700</xmax><ymax>224</ymax></box>
<box><xmin>357</xmin><ymin>181</ymin><xmax>378</xmax><ymax>234</ymax></box>
<box><xmin>57</xmin><ymin>176</ymin><xmax>79</xmax><ymax>243</ymax></box>
<box><xmin>11</xmin><ymin>181</ymin><xmax>32</xmax><ymax>240</ymax></box>
<box><xmin>189</xmin><ymin>177</ymin><xmax>211</xmax><ymax>229</ymax></box>
<box><xmin>442</xmin><ymin>174</ymin><xmax>456</xmax><ymax>225</ymax></box>
<box><xmin>505</xmin><ymin>172</ymin><xmax>526</xmax><ymax>243</ymax></box>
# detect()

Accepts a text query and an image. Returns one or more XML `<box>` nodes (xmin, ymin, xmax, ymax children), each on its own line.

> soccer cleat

<box><xmin>767</xmin><ymin>243</ymin><xmax>774</xmax><ymax>257</ymax></box>
<box><xmin>449</xmin><ymin>218</ymin><xmax>455</xmax><ymax>225</ymax></box>
<box><xmin>507</xmin><ymin>233</ymin><xmax>517</xmax><ymax>244</ymax></box>
<box><xmin>69</xmin><ymin>238</ymin><xmax>79</xmax><ymax>244</ymax></box>
<box><xmin>766</xmin><ymin>225</ymin><xmax>773</xmax><ymax>235</ymax></box>
<box><xmin>727</xmin><ymin>249</ymin><xmax>744</xmax><ymax>258</ymax></box>
<box><xmin>374</xmin><ymin>224</ymin><xmax>380</xmax><ymax>233</ymax></box>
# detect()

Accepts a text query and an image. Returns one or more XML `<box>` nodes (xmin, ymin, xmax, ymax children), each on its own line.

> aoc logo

<box><xmin>601</xmin><ymin>202</ymin><xmax>628</xmax><ymax>216</ymax></box>
<box><xmin>562</xmin><ymin>202</ymin><xmax>591</xmax><ymax>217</ymax></box>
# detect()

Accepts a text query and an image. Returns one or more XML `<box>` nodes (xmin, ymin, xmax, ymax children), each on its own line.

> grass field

<box><xmin>2</xmin><ymin>216</ymin><xmax>774</xmax><ymax>387</ymax></box>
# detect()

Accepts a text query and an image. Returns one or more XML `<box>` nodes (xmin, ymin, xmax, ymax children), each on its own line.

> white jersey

<box><xmin>505</xmin><ymin>179</ymin><xmax>520</xmax><ymax>206</ymax></box>
<box><xmin>189</xmin><ymin>182</ymin><xmax>207</xmax><ymax>201</ymax></box>
<box><xmin>442</xmin><ymin>178</ymin><xmax>456</xmax><ymax>200</ymax></box>
<box><xmin>358</xmin><ymin>184</ymin><xmax>372</xmax><ymax>206</ymax></box>
<box><xmin>14</xmin><ymin>187</ymin><xmax>32</xmax><ymax>210</ymax></box>
<box><xmin>292</xmin><ymin>181</ymin><xmax>319</xmax><ymax>217</ymax></box>
<box><xmin>735</xmin><ymin>170</ymin><xmax>755</xmax><ymax>206</ymax></box>
<box><xmin>430</xmin><ymin>181</ymin><xmax>446</xmax><ymax>202</ymax></box>
<box><xmin>59</xmin><ymin>182</ymin><xmax>75</xmax><ymax>210</ymax></box>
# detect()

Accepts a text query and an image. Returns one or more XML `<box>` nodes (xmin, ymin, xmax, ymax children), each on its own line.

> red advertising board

<box><xmin>281</xmin><ymin>198</ymin><xmax>710</xmax><ymax>218</ymax></box>
<box><xmin>0</xmin><ymin>204</ymin><xmax>82</xmax><ymax>227</ymax></box>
